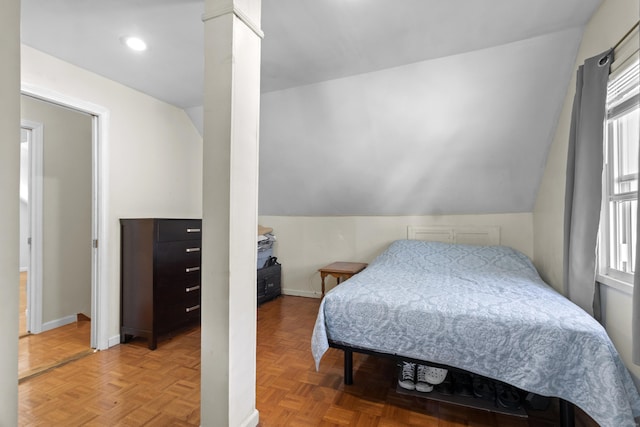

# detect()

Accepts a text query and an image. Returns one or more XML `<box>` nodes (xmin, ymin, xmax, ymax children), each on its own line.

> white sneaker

<box><xmin>420</xmin><ymin>365</ymin><xmax>448</xmax><ymax>385</ymax></box>
<box><xmin>416</xmin><ymin>365</ymin><xmax>436</xmax><ymax>392</ymax></box>
<box><xmin>398</xmin><ymin>362</ymin><xmax>416</xmax><ymax>390</ymax></box>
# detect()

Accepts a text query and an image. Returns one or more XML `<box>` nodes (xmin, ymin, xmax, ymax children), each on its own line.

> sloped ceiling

<box><xmin>20</xmin><ymin>0</ymin><xmax>602</xmax><ymax>216</ymax></box>
<box><xmin>259</xmin><ymin>28</ymin><xmax>583</xmax><ymax>215</ymax></box>
<box><xmin>261</xmin><ymin>0</ymin><xmax>599</xmax><ymax>93</ymax></box>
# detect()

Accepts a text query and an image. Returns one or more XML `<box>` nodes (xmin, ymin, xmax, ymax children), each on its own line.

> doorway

<box><xmin>22</xmin><ymin>94</ymin><xmax>93</xmax><ymax>330</ymax></box>
<box><xmin>19</xmin><ymin>120</ymin><xmax>42</xmax><ymax>337</ymax></box>
<box><xmin>19</xmin><ymin>96</ymin><xmax>94</xmax><ymax>379</ymax></box>
<box><xmin>18</xmin><ymin>127</ymin><xmax>30</xmax><ymax>337</ymax></box>
<box><xmin>19</xmin><ymin>83</ymin><xmax>110</xmax><ymax>352</ymax></box>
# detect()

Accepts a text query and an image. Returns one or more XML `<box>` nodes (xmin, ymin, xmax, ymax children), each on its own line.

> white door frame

<box><xmin>20</xmin><ymin>120</ymin><xmax>43</xmax><ymax>334</ymax></box>
<box><xmin>21</xmin><ymin>82</ymin><xmax>110</xmax><ymax>350</ymax></box>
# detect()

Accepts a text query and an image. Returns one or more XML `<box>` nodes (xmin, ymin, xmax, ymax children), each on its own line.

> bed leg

<box><xmin>344</xmin><ymin>349</ymin><xmax>353</xmax><ymax>385</ymax></box>
<box><xmin>559</xmin><ymin>399</ymin><xmax>575</xmax><ymax>427</ymax></box>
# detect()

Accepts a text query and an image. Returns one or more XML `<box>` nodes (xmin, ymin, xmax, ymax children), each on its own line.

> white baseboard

<box><xmin>19</xmin><ymin>267</ymin><xmax>28</xmax><ymax>272</ymax></box>
<box><xmin>282</xmin><ymin>288</ymin><xmax>321</xmax><ymax>299</ymax></box>
<box><xmin>239</xmin><ymin>409</ymin><xmax>259</xmax><ymax>427</ymax></box>
<box><xmin>108</xmin><ymin>334</ymin><xmax>121</xmax><ymax>348</ymax></box>
<box><xmin>41</xmin><ymin>314</ymin><xmax>77</xmax><ymax>332</ymax></box>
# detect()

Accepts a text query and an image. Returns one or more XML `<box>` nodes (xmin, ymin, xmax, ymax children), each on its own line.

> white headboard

<box><xmin>407</xmin><ymin>226</ymin><xmax>501</xmax><ymax>246</ymax></box>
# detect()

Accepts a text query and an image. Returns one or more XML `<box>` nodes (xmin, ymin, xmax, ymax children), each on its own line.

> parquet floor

<box><xmin>19</xmin><ymin>325</ymin><xmax>201</xmax><ymax>426</ymax></box>
<box><xmin>19</xmin><ymin>271</ymin><xmax>27</xmax><ymax>337</ymax></box>
<box><xmin>18</xmin><ymin>295</ymin><xmax>599</xmax><ymax>426</ymax></box>
<box><xmin>19</xmin><ymin>318</ymin><xmax>92</xmax><ymax>382</ymax></box>
<box><xmin>18</xmin><ymin>270</ymin><xmax>93</xmax><ymax>381</ymax></box>
<box><xmin>255</xmin><ymin>296</ymin><xmax>597</xmax><ymax>427</ymax></box>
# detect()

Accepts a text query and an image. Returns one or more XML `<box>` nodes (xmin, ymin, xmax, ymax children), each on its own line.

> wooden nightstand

<box><xmin>318</xmin><ymin>262</ymin><xmax>367</xmax><ymax>298</ymax></box>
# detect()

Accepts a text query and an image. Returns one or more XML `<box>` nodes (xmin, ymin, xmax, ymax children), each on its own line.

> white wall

<box><xmin>260</xmin><ymin>213</ymin><xmax>533</xmax><ymax>297</ymax></box>
<box><xmin>533</xmin><ymin>0</ymin><xmax>640</xmax><ymax>381</ymax></box>
<box><xmin>21</xmin><ymin>95</ymin><xmax>93</xmax><ymax>323</ymax></box>
<box><xmin>0</xmin><ymin>0</ymin><xmax>20</xmax><ymax>424</ymax></box>
<box><xmin>21</xmin><ymin>44</ymin><xmax>204</xmax><ymax>346</ymax></box>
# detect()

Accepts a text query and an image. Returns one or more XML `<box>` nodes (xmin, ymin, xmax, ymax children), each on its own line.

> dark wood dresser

<box><xmin>120</xmin><ymin>218</ymin><xmax>202</xmax><ymax>349</ymax></box>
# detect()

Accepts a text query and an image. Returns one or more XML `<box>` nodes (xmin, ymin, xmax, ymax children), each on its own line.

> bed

<box><xmin>311</xmin><ymin>235</ymin><xmax>640</xmax><ymax>427</ymax></box>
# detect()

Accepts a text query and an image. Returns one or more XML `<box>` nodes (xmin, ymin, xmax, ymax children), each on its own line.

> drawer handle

<box><xmin>186</xmin><ymin>304</ymin><xmax>201</xmax><ymax>313</ymax></box>
<box><xmin>186</xmin><ymin>266</ymin><xmax>200</xmax><ymax>273</ymax></box>
<box><xmin>186</xmin><ymin>228</ymin><xmax>201</xmax><ymax>233</ymax></box>
<box><xmin>186</xmin><ymin>247</ymin><xmax>200</xmax><ymax>253</ymax></box>
<box><xmin>186</xmin><ymin>285</ymin><xmax>201</xmax><ymax>293</ymax></box>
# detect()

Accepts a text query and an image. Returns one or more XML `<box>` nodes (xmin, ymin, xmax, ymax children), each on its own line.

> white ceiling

<box><xmin>20</xmin><ymin>0</ymin><xmax>604</xmax><ymax>216</ymax></box>
<box><xmin>21</xmin><ymin>0</ymin><xmax>602</xmax><ymax>108</ymax></box>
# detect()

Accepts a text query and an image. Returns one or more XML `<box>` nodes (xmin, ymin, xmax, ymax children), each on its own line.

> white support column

<box><xmin>201</xmin><ymin>0</ymin><xmax>262</xmax><ymax>426</ymax></box>
<box><xmin>0</xmin><ymin>1</ymin><xmax>21</xmax><ymax>425</ymax></box>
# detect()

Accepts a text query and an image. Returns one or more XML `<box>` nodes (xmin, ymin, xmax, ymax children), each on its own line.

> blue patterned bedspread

<box><xmin>311</xmin><ymin>240</ymin><xmax>640</xmax><ymax>427</ymax></box>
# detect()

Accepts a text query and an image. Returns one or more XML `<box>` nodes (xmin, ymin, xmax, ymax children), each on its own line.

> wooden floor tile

<box><xmin>18</xmin><ymin>316</ymin><xmax>92</xmax><ymax>381</ymax></box>
<box><xmin>19</xmin><ymin>271</ymin><xmax>27</xmax><ymax>337</ymax></box>
<box><xmin>18</xmin><ymin>295</ymin><xmax>600</xmax><ymax>426</ymax></box>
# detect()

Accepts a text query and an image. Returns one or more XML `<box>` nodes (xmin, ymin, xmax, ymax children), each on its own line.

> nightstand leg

<box><xmin>321</xmin><ymin>274</ymin><xmax>326</xmax><ymax>298</ymax></box>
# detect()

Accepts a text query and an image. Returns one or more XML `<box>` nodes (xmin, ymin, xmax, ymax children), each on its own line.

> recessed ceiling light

<box><xmin>123</xmin><ymin>36</ymin><xmax>147</xmax><ymax>52</ymax></box>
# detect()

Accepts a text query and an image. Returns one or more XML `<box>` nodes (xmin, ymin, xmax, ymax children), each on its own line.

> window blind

<box><xmin>607</xmin><ymin>22</ymin><xmax>639</xmax><ymax>119</ymax></box>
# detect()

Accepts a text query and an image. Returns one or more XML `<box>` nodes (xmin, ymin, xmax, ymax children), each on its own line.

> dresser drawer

<box><xmin>155</xmin><ymin>272</ymin><xmax>200</xmax><ymax>290</ymax></box>
<box><xmin>155</xmin><ymin>241</ymin><xmax>201</xmax><ymax>278</ymax></box>
<box><xmin>156</xmin><ymin>219</ymin><xmax>202</xmax><ymax>242</ymax></box>
<box><xmin>156</xmin><ymin>297</ymin><xmax>201</xmax><ymax>330</ymax></box>
<box><xmin>155</xmin><ymin>282</ymin><xmax>201</xmax><ymax>304</ymax></box>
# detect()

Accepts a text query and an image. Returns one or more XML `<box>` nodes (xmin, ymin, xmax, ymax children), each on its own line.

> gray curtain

<box><xmin>563</xmin><ymin>49</ymin><xmax>612</xmax><ymax>319</ymax></box>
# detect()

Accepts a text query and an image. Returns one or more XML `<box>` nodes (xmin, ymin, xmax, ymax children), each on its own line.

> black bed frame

<box><xmin>329</xmin><ymin>341</ymin><xmax>576</xmax><ymax>427</ymax></box>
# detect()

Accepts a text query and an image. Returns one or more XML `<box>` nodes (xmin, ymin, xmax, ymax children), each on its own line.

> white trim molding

<box><xmin>239</xmin><ymin>410</ymin><xmax>259</xmax><ymax>427</ymax></box>
<box><xmin>108</xmin><ymin>334</ymin><xmax>122</xmax><ymax>349</ymax></box>
<box><xmin>202</xmin><ymin>6</ymin><xmax>264</xmax><ymax>39</ymax></box>
<box><xmin>20</xmin><ymin>119</ymin><xmax>43</xmax><ymax>334</ymax></box>
<box><xmin>42</xmin><ymin>314</ymin><xmax>77</xmax><ymax>332</ymax></box>
<box><xmin>597</xmin><ymin>273</ymin><xmax>634</xmax><ymax>296</ymax></box>
<box><xmin>282</xmin><ymin>288</ymin><xmax>321</xmax><ymax>299</ymax></box>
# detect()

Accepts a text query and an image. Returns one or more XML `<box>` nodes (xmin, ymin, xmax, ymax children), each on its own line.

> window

<box><xmin>599</xmin><ymin>58</ymin><xmax>640</xmax><ymax>287</ymax></box>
